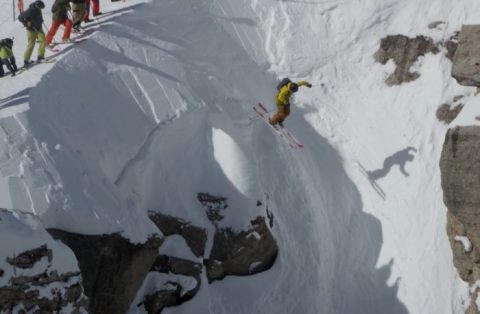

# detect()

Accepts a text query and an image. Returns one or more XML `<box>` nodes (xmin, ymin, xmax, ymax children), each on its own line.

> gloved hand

<box><xmin>306</xmin><ymin>83</ymin><xmax>312</xmax><ymax>88</ymax></box>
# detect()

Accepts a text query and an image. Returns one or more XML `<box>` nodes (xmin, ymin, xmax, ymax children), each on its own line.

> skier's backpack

<box><xmin>17</xmin><ymin>10</ymin><xmax>28</xmax><ymax>27</ymax></box>
<box><xmin>277</xmin><ymin>78</ymin><xmax>291</xmax><ymax>91</ymax></box>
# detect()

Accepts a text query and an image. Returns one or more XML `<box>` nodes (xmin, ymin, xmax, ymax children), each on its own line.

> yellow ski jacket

<box><xmin>275</xmin><ymin>80</ymin><xmax>311</xmax><ymax>105</ymax></box>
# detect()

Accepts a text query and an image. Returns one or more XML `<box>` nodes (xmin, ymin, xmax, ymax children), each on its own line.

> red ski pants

<box><xmin>46</xmin><ymin>19</ymin><xmax>72</xmax><ymax>45</ymax></box>
<box><xmin>84</xmin><ymin>0</ymin><xmax>100</xmax><ymax>19</ymax></box>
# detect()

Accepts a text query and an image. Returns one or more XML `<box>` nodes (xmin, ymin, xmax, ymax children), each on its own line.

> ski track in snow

<box><xmin>2</xmin><ymin>0</ymin><xmax>480</xmax><ymax>313</ymax></box>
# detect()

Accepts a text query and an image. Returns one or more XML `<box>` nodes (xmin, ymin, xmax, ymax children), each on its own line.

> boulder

<box><xmin>48</xmin><ymin>229</ymin><xmax>163</xmax><ymax>314</ymax></box>
<box><xmin>452</xmin><ymin>25</ymin><xmax>480</xmax><ymax>86</ymax></box>
<box><xmin>138</xmin><ymin>255</ymin><xmax>202</xmax><ymax>313</ymax></box>
<box><xmin>148</xmin><ymin>212</ymin><xmax>207</xmax><ymax>257</ymax></box>
<box><xmin>440</xmin><ymin>126</ymin><xmax>480</xmax><ymax>313</ymax></box>
<box><xmin>204</xmin><ymin>216</ymin><xmax>278</xmax><ymax>283</ymax></box>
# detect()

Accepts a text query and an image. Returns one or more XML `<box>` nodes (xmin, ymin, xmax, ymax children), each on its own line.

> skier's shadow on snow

<box><xmin>283</xmin><ymin>105</ymin><xmax>409</xmax><ymax>314</ymax></box>
<box><xmin>354</xmin><ymin>147</ymin><xmax>417</xmax><ymax>200</ymax></box>
<box><xmin>0</xmin><ymin>87</ymin><xmax>31</xmax><ymax>109</ymax></box>
<box><xmin>368</xmin><ymin>147</ymin><xmax>417</xmax><ymax>181</ymax></box>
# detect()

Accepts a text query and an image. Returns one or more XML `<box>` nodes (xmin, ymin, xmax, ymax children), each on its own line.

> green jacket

<box><xmin>0</xmin><ymin>46</ymin><xmax>13</xmax><ymax>59</ymax></box>
<box><xmin>0</xmin><ymin>40</ymin><xmax>14</xmax><ymax>59</ymax></box>
<box><xmin>275</xmin><ymin>81</ymin><xmax>311</xmax><ymax>105</ymax></box>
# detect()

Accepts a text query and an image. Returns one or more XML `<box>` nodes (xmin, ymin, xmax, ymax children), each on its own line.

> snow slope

<box><xmin>1</xmin><ymin>0</ymin><xmax>479</xmax><ymax>313</ymax></box>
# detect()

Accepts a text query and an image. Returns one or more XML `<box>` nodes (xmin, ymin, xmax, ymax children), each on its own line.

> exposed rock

<box><xmin>445</xmin><ymin>37</ymin><xmax>458</xmax><ymax>62</ymax></box>
<box><xmin>6</xmin><ymin>244</ymin><xmax>52</xmax><ymax>269</ymax></box>
<box><xmin>428</xmin><ymin>21</ymin><xmax>445</xmax><ymax>29</ymax></box>
<box><xmin>151</xmin><ymin>255</ymin><xmax>202</xmax><ymax>278</ymax></box>
<box><xmin>139</xmin><ymin>255</ymin><xmax>202</xmax><ymax>313</ymax></box>
<box><xmin>197</xmin><ymin>192</ymin><xmax>228</xmax><ymax>223</ymax></box>
<box><xmin>452</xmin><ymin>25</ymin><xmax>480</xmax><ymax>86</ymax></box>
<box><xmin>436</xmin><ymin>103</ymin><xmax>464</xmax><ymax>124</ymax></box>
<box><xmin>0</xmin><ymin>241</ymin><xmax>85</xmax><ymax>313</ymax></box>
<box><xmin>440</xmin><ymin>126</ymin><xmax>480</xmax><ymax>312</ymax></box>
<box><xmin>142</xmin><ymin>285</ymin><xmax>186</xmax><ymax>314</ymax></box>
<box><xmin>466</xmin><ymin>288</ymin><xmax>480</xmax><ymax>314</ymax></box>
<box><xmin>445</xmin><ymin>212</ymin><xmax>479</xmax><ymax>282</ymax></box>
<box><xmin>204</xmin><ymin>216</ymin><xmax>278</xmax><ymax>283</ymax></box>
<box><xmin>374</xmin><ymin>35</ymin><xmax>439</xmax><ymax>85</ymax></box>
<box><xmin>148</xmin><ymin>212</ymin><xmax>207</xmax><ymax>257</ymax></box>
<box><xmin>10</xmin><ymin>270</ymin><xmax>80</xmax><ymax>286</ymax></box>
<box><xmin>48</xmin><ymin>229</ymin><xmax>163</xmax><ymax>314</ymax></box>
<box><xmin>0</xmin><ymin>270</ymin><xmax>85</xmax><ymax>313</ymax></box>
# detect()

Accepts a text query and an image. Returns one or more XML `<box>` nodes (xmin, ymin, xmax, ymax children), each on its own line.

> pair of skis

<box><xmin>47</xmin><ymin>38</ymin><xmax>87</xmax><ymax>52</ymax></box>
<box><xmin>253</xmin><ymin>103</ymin><xmax>304</xmax><ymax>149</ymax></box>
<box><xmin>2</xmin><ymin>57</ymin><xmax>57</xmax><ymax>78</ymax></box>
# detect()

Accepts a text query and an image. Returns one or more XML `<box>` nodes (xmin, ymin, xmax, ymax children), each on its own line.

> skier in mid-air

<box><xmin>269</xmin><ymin>78</ymin><xmax>312</xmax><ymax>127</ymax></box>
<box><xmin>0</xmin><ymin>38</ymin><xmax>18</xmax><ymax>77</ymax></box>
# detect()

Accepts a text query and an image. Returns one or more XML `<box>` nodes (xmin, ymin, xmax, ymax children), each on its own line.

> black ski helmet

<box><xmin>289</xmin><ymin>82</ymin><xmax>299</xmax><ymax>92</ymax></box>
<box><xmin>34</xmin><ymin>0</ymin><xmax>45</xmax><ymax>9</ymax></box>
<box><xmin>4</xmin><ymin>38</ymin><xmax>13</xmax><ymax>48</ymax></box>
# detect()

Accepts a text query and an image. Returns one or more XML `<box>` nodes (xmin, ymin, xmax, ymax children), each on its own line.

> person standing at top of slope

<box><xmin>84</xmin><ymin>0</ymin><xmax>102</xmax><ymax>23</ymax></box>
<box><xmin>269</xmin><ymin>78</ymin><xmax>312</xmax><ymax>127</ymax></box>
<box><xmin>45</xmin><ymin>0</ymin><xmax>73</xmax><ymax>46</ymax></box>
<box><xmin>18</xmin><ymin>0</ymin><xmax>46</xmax><ymax>66</ymax></box>
<box><xmin>71</xmin><ymin>0</ymin><xmax>86</xmax><ymax>32</ymax></box>
<box><xmin>0</xmin><ymin>38</ymin><xmax>18</xmax><ymax>77</ymax></box>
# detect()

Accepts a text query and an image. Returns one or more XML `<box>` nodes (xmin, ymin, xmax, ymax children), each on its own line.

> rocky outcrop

<box><xmin>142</xmin><ymin>287</ymin><xmax>188</xmax><ymax>314</ymax></box>
<box><xmin>197</xmin><ymin>192</ymin><xmax>228</xmax><ymax>224</ymax></box>
<box><xmin>436</xmin><ymin>102</ymin><xmax>464</xmax><ymax>124</ymax></box>
<box><xmin>374</xmin><ymin>35</ymin><xmax>439</xmax><ymax>85</ymax></box>
<box><xmin>136</xmin><ymin>194</ymin><xmax>279</xmax><ymax>312</ymax></box>
<box><xmin>138</xmin><ymin>255</ymin><xmax>202</xmax><ymax>313</ymax></box>
<box><xmin>444</xmin><ymin>35</ymin><xmax>459</xmax><ymax>62</ymax></box>
<box><xmin>440</xmin><ymin>126</ymin><xmax>480</xmax><ymax>313</ymax></box>
<box><xmin>8</xmin><ymin>193</ymin><xmax>276</xmax><ymax>314</ymax></box>
<box><xmin>6</xmin><ymin>245</ymin><xmax>52</xmax><ymax>269</ymax></box>
<box><xmin>205</xmin><ymin>216</ymin><xmax>278</xmax><ymax>283</ymax></box>
<box><xmin>452</xmin><ymin>25</ymin><xmax>480</xmax><ymax>86</ymax></box>
<box><xmin>148</xmin><ymin>212</ymin><xmax>207</xmax><ymax>257</ymax></box>
<box><xmin>0</xmin><ymin>245</ymin><xmax>86</xmax><ymax>313</ymax></box>
<box><xmin>48</xmin><ymin>229</ymin><xmax>163</xmax><ymax>314</ymax></box>
<box><xmin>151</xmin><ymin>255</ymin><xmax>202</xmax><ymax>279</ymax></box>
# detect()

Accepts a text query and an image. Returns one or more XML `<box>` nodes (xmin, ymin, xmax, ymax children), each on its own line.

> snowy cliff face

<box><xmin>2</xmin><ymin>0</ymin><xmax>480</xmax><ymax>313</ymax></box>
